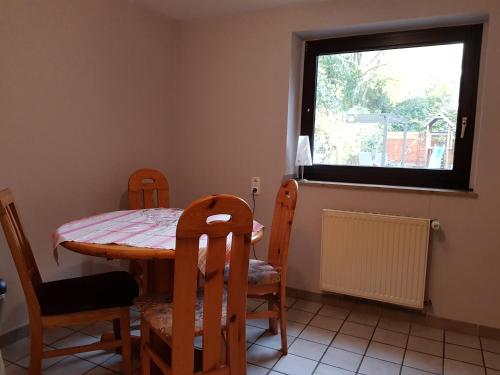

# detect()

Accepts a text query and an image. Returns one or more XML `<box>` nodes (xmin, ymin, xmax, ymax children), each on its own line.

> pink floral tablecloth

<box><xmin>53</xmin><ymin>208</ymin><xmax>263</xmax><ymax>273</ymax></box>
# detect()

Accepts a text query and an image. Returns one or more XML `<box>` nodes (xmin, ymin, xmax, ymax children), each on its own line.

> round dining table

<box><xmin>54</xmin><ymin>207</ymin><xmax>265</xmax><ymax>295</ymax></box>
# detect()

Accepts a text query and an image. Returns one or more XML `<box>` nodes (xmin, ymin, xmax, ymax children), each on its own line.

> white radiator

<box><xmin>320</xmin><ymin>209</ymin><xmax>431</xmax><ymax>309</ymax></box>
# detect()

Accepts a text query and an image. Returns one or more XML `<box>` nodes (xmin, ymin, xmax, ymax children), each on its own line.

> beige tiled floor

<box><xmin>2</xmin><ymin>298</ymin><xmax>500</xmax><ymax>374</ymax></box>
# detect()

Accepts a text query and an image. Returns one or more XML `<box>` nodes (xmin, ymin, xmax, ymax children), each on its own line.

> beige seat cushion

<box><xmin>225</xmin><ymin>259</ymin><xmax>280</xmax><ymax>285</ymax></box>
<box><xmin>135</xmin><ymin>291</ymin><xmax>227</xmax><ymax>338</ymax></box>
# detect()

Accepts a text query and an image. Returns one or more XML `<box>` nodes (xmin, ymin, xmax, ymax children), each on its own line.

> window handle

<box><xmin>460</xmin><ymin>117</ymin><xmax>468</xmax><ymax>139</ymax></box>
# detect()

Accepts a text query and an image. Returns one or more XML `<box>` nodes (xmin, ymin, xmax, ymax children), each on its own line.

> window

<box><xmin>300</xmin><ymin>25</ymin><xmax>482</xmax><ymax>189</ymax></box>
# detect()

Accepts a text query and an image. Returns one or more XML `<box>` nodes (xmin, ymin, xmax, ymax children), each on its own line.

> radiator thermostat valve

<box><xmin>0</xmin><ymin>278</ymin><xmax>6</xmax><ymax>298</ymax></box>
<box><xmin>431</xmin><ymin>220</ymin><xmax>441</xmax><ymax>231</ymax></box>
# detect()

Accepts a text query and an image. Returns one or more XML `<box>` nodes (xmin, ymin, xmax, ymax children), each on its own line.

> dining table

<box><xmin>53</xmin><ymin>207</ymin><xmax>265</xmax><ymax>295</ymax></box>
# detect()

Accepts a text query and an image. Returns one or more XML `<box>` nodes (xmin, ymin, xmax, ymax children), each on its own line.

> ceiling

<box><xmin>134</xmin><ymin>0</ymin><xmax>322</xmax><ymax>20</ymax></box>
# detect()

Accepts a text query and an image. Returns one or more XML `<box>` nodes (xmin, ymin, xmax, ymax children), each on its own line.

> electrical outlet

<box><xmin>251</xmin><ymin>177</ymin><xmax>261</xmax><ymax>195</ymax></box>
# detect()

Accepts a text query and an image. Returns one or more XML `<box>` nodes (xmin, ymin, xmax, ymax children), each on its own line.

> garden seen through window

<box><xmin>301</xmin><ymin>25</ymin><xmax>482</xmax><ymax>189</ymax></box>
<box><xmin>314</xmin><ymin>44</ymin><xmax>462</xmax><ymax>170</ymax></box>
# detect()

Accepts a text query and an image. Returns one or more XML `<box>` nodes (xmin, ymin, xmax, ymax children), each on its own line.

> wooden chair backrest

<box><xmin>128</xmin><ymin>169</ymin><xmax>169</xmax><ymax>209</ymax></box>
<box><xmin>267</xmin><ymin>179</ymin><xmax>298</xmax><ymax>271</ymax></box>
<box><xmin>172</xmin><ymin>195</ymin><xmax>252</xmax><ymax>375</ymax></box>
<box><xmin>0</xmin><ymin>189</ymin><xmax>42</xmax><ymax>317</ymax></box>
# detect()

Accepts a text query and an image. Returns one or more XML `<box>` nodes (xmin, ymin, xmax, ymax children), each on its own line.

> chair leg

<box><xmin>120</xmin><ymin>308</ymin><xmax>132</xmax><ymax>375</ymax></box>
<box><xmin>130</xmin><ymin>260</ymin><xmax>145</xmax><ymax>291</ymax></box>
<box><xmin>29</xmin><ymin>326</ymin><xmax>43</xmax><ymax>375</ymax></box>
<box><xmin>279</xmin><ymin>289</ymin><xmax>288</xmax><ymax>355</ymax></box>
<box><xmin>113</xmin><ymin>318</ymin><xmax>122</xmax><ymax>354</ymax></box>
<box><xmin>140</xmin><ymin>319</ymin><xmax>151</xmax><ymax>375</ymax></box>
<box><xmin>113</xmin><ymin>318</ymin><xmax>122</xmax><ymax>339</ymax></box>
<box><xmin>268</xmin><ymin>296</ymin><xmax>278</xmax><ymax>334</ymax></box>
<box><xmin>227</xmin><ymin>321</ymin><xmax>247</xmax><ymax>375</ymax></box>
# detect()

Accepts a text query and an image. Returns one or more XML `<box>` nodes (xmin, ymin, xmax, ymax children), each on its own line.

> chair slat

<box><xmin>128</xmin><ymin>191</ymin><xmax>141</xmax><ymax>211</ymax></box>
<box><xmin>143</xmin><ymin>188</ymin><xmax>155</xmax><ymax>209</ymax></box>
<box><xmin>226</xmin><ymin>233</ymin><xmax>251</xmax><ymax>375</ymax></box>
<box><xmin>203</xmin><ymin>236</ymin><xmax>227</xmax><ymax>372</ymax></box>
<box><xmin>171</xmin><ymin>237</ymin><xmax>199</xmax><ymax>375</ymax></box>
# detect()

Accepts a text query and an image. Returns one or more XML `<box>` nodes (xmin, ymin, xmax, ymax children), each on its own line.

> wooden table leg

<box><xmin>143</xmin><ymin>259</ymin><xmax>175</xmax><ymax>294</ymax></box>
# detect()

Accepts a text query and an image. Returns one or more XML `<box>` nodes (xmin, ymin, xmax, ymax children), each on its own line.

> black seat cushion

<box><xmin>36</xmin><ymin>271</ymin><xmax>139</xmax><ymax>316</ymax></box>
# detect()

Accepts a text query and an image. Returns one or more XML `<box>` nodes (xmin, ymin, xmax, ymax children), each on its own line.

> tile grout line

<box><xmin>406</xmin><ymin>326</ymin><xmax>492</xmax><ymax>373</ymax></box>
<box><xmin>270</xmin><ymin>299</ymin><xmax>338</xmax><ymax>375</ymax></box>
<box><xmin>247</xmin><ymin>300</ymin><xmax>300</xmax><ymax>350</ymax></box>
<box><xmin>311</xmin><ymin>320</ymin><xmax>450</xmax><ymax>363</ymax></box>
<box><xmin>400</xmin><ymin>325</ymin><xmax>444</xmax><ymax>375</ymax></box>
<box><xmin>44</xmin><ymin>334</ymin><xmax>112</xmax><ymax>372</ymax></box>
<box><xmin>398</xmin><ymin>324</ymin><xmax>411</xmax><ymax>375</ymax></box>
<box><xmin>12</xmin><ymin>341</ymin><xmax>64</xmax><ymax>372</ymax></box>
<box><xmin>313</xmin><ymin>305</ymin><xmax>352</xmax><ymax>374</ymax></box>
<box><xmin>17</xmin><ymin>329</ymin><xmax>128</xmax><ymax>374</ymax></box>
<box><xmin>246</xmin><ymin>297</ymin><xmax>300</xmax><ymax>373</ymax></box>
<box><xmin>80</xmin><ymin>364</ymin><xmax>101</xmax><ymax>375</ymax></box>
<box><xmin>309</xmin><ymin>306</ymin><xmax>348</xmax><ymax>375</ymax></box>
<box><xmin>479</xmin><ymin>335</ymin><xmax>487</xmax><ymax>375</ymax></box>
<box><xmin>443</xmin><ymin>330</ymin><xmax>489</xmax><ymax>374</ymax></box>
<box><xmin>314</xmin><ymin>310</ymin><xmax>482</xmax><ymax>353</ymax></box>
<box><xmin>354</xmin><ymin>313</ymin><xmax>381</xmax><ymax>375</ymax></box>
<box><xmin>267</xmin><ymin>298</ymin><xmax>311</xmax><ymax>373</ymax></box>
<box><xmin>243</xmin><ymin>298</ymin><xmax>265</xmax><ymax>366</ymax></box>
<box><xmin>441</xmin><ymin>329</ymin><xmax>445</xmax><ymax>375</ymax></box>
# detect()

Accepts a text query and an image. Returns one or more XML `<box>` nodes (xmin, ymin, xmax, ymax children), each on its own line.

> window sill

<box><xmin>297</xmin><ymin>179</ymin><xmax>478</xmax><ymax>198</ymax></box>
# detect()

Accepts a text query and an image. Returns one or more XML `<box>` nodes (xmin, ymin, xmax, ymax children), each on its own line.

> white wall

<box><xmin>0</xmin><ymin>0</ymin><xmax>177</xmax><ymax>334</ymax></box>
<box><xmin>170</xmin><ymin>0</ymin><xmax>500</xmax><ymax>328</ymax></box>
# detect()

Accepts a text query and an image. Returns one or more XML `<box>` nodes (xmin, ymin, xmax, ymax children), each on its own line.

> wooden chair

<box><xmin>128</xmin><ymin>168</ymin><xmax>170</xmax><ymax>289</ymax></box>
<box><xmin>140</xmin><ymin>194</ymin><xmax>253</xmax><ymax>375</ymax></box>
<box><xmin>243</xmin><ymin>179</ymin><xmax>298</xmax><ymax>354</ymax></box>
<box><xmin>0</xmin><ymin>189</ymin><xmax>138</xmax><ymax>375</ymax></box>
<box><xmin>128</xmin><ymin>168</ymin><xmax>169</xmax><ymax>210</ymax></box>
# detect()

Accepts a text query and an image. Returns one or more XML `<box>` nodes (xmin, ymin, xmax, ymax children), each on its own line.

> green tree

<box><xmin>391</xmin><ymin>87</ymin><xmax>456</xmax><ymax>131</ymax></box>
<box><xmin>316</xmin><ymin>52</ymin><xmax>392</xmax><ymax>114</ymax></box>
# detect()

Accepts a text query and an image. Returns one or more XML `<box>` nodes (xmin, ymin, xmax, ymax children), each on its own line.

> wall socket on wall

<box><xmin>251</xmin><ymin>177</ymin><xmax>261</xmax><ymax>195</ymax></box>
